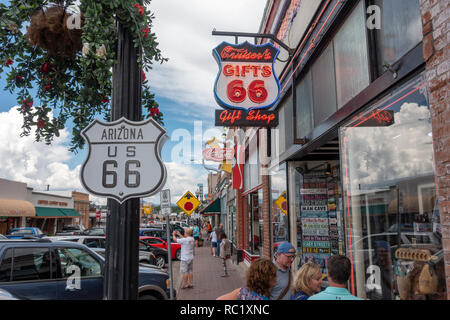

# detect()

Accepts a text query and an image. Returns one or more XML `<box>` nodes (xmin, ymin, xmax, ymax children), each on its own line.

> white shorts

<box><xmin>180</xmin><ymin>259</ymin><xmax>193</xmax><ymax>274</ymax></box>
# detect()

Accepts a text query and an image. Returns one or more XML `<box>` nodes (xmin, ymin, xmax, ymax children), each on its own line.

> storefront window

<box><xmin>295</xmin><ymin>70</ymin><xmax>313</xmax><ymax>139</ymax></box>
<box><xmin>340</xmin><ymin>74</ymin><xmax>446</xmax><ymax>300</ymax></box>
<box><xmin>247</xmin><ymin>189</ymin><xmax>264</xmax><ymax>256</ymax></box>
<box><xmin>293</xmin><ymin>161</ymin><xmax>345</xmax><ymax>278</ymax></box>
<box><xmin>271</xmin><ymin>163</ymin><xmax>289</xmax><ymax>244</ymax></box>
<box><xmin>374</xmin><ymin>0</ymin><xmax>422</xmax><ymax>75</ymax></box>
<box><xmin>334</xmin><ymin>1</ymin><xmax>369</xmax><ymax>108</ymax></box>
<box><xmin>312</xmin><ymin>43</ymin><xmax>337</xmax><ymax>126</ymax></box>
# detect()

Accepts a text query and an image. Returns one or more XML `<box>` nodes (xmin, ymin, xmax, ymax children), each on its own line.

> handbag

<box><xmin>277</xmin><ymin>271</ymin><xmax>292</xmax><ymax>300</ymax></box>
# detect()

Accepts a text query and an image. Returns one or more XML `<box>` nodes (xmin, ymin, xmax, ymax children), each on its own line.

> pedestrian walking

<box><xmin>173</xmin><ymin>228</ymin><xmax>195</xmax><ymax>289</ymax></box>
<box><xmin>209</xmin><ymin>227</ymin><xmax>218</xmax><ymax>256</ymax></box>
<box><xmin>216</xmin><ymin>258</ymin><xmax>277</xmax><ymax>300</ymax></box>
<box><xmin>219</xmin><ymin>232</ymin><xmax>231</xmax><ymax>277</ymax></box>
<box><xmin>270</xmin><ymin>241</ymin><xmax>296</xmax><ymax>300</ymax></box>
<box><xmin>193</xmin><ymin>224</ymin><xmax>200</xmax><ymax>247</ymax></box>
<box><xmin>290</xmin><ymin>261</ymin><xmax>323</xmax><ymax>300</ymax></box>
<box><xmin>308</xmin><ymin>255</ymin><xmax>363</xmax><ymax>300</ymax></box>
<box><xmin>206</xmin><ymin>221</ymin><xmax>212</xmax><ymax>236</ymax></box>
<box><xmin>215</xmin><ymin>224</ymin><xmax>224</xmax><ymax>257</ymax></box>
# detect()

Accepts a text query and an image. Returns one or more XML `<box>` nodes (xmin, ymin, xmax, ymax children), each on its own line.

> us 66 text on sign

<box><xmin>80</xmin><ymin>117</ymin><xmax>168</xmax><ymax>204</ymax></box>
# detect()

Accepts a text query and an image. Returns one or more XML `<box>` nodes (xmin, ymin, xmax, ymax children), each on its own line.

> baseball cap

<box><xmin>277</xmin><ymin>241</ymin><xmax>295</xmax><ymax>253</ymax></box>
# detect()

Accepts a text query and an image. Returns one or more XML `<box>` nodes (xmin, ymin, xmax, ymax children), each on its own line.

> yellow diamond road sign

<box><xmin>176</xmin><ymin>191</ymin><xmax>201</xmax><ymax>216</ymax></box>
<box><xmin>275</xmin><ymin>191</ymin><xmax>288</xmax><ymax>215</ymax></box>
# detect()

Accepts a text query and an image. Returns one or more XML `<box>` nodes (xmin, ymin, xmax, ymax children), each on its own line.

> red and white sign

<box><xmin>96</xmin><ymin>211</ymin><xmax>101</xmax><ymax>219</ymax></box>
<box><xmin>202</xmin><ymin>147</ymin><xmax>234</xmax><ymax>162</ymax></box>
<box><xmin>213</xmin><ymin>41</ymin><xmax>280</xmax><ymax>111</ymax></box>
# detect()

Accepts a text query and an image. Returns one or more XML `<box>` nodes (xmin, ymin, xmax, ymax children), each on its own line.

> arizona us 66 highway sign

<box><xmin>80</xmin><ymin>117</ymin><xmax>168</xmax><ymax>204</ymax></box>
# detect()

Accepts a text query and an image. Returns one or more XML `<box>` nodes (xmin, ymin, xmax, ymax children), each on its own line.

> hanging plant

<box><xmin>0</xmin><ymin>0</ymin><xmax>167</xmax><ymax>152</ymax></box>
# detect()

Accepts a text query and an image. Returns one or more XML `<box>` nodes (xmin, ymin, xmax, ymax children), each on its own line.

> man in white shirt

<box><xmin>173</xmin><ymin>228</ymin><xmax>195</xmax><ymax>289</ymax></box>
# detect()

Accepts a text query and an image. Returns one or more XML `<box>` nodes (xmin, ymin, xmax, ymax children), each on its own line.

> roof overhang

<box><xmin>0</xmin><ymin>198</ymin><xmax>36</xmax><ymax>217</ymax></box>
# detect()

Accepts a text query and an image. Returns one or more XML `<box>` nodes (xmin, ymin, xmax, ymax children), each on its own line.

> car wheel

<box><xmin>139</xmin><ymin>294</ymin><xmax>158</xmax><ymax>300</ymax></box>
<box><xmin>175</xmin><ymin>249</ymin><xmax>181</xmax><ymax>260</ymax></box>
<box><xmin>156</xmin><ymin>255</ymin><xmax>165</xmax><ymax>268</ymax></box>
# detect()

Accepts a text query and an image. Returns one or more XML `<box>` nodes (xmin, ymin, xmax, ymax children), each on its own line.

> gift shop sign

<box><xmin>213</xmin><ymin>41</ymin><xmax>280</xmax><ymax>111</ymax></box>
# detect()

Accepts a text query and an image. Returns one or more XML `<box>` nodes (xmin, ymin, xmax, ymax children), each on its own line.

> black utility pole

<box><xmin>104</xmin><ymin>23</ymin><xmax>142</xmax><ymax>300</ymax></box>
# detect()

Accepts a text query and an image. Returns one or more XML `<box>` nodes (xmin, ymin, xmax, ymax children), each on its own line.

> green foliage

<box><xmin>0</xmin><ymin>0</ymin><xmax>167</xmax><ymax>152</ymax></box>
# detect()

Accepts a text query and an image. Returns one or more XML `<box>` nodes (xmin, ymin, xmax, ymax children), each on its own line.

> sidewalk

<box><xmin>174</xmin><ymin>235</ymin><xmax>246</xmax><ymax>300</ymax></box>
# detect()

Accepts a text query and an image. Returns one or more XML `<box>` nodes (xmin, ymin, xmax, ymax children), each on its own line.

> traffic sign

<box><xmin>275</xmin><ymin>191</ymin><xmax>288</xmax><ymax>215</ymax></box>
<box><xmin>80</xmin><ymin>117</ymin><xmax>168</xmax><ymax>204</ymax></box>
<box><xmin>176</xmin><ymin>191</ymin><xmax>201</xmax><ymax>216</ymax></box>
<box><xmin>160</xmin><ymin>189</ymin><xmax>171</xmax><ymax>216</ymax></box>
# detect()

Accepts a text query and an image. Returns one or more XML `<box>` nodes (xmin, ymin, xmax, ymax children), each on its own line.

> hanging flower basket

<box><xmin>27</xmin><ymin>5</ymin><xmax>83</xmax><ymax>57</ymax></box>
<box><xmin>0</xmin><ymin>0</ymin><xmax>166</xmax><ymax>151</ymax></box>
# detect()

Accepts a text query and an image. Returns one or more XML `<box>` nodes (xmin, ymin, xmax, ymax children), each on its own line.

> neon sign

<box><xmin>214</xmin><ymin>109</ymin><xmax>278</xmax><ymax>127</ymax></box>
<box><xmin>351</xmin><ymin>109</ymin><xmax>394</xmax><ymax>127</ymax></box>
<box><xmin>202</xmin><ymin>148</ymin><xmax>234</xmax><ymax>162</ymax></box>
<box><xmin>213</xmin><ymin>41</ymin><xmax>281</xmax><ymax>111</ymax></box>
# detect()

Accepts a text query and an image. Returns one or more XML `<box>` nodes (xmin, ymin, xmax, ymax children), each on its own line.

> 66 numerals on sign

<box><xmin>227</xmin><ymin>79</ymin><xmax>268</xmax><ymax>104</ymax></box>
<box><xmin>102</xmin><ymin>146</ymin><xmax>141</xmax><ymax>189</ymax></box>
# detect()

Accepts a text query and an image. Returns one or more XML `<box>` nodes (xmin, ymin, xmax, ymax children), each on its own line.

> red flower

<box><xmin>40</xmin><ymin>62</ymin><xmax>51</xmax><ymax>74</ymax></box>
<box><xmin>37</xmin><ymin>119</ymin><xmax>46</xmax><ymax>129</ymax></box>
<box><xmin>14</xmin><ymin>75</ymin><xmax>23</xmax><ymax>81</ymax></box>
<box><xmin>22</xmin><ymin>99</ymin><xmax>33</xmax><ymax>110</ymax></box>
<box><xmin>4</xmin><ymin>59</ymin><xmax>13</xmax><ymax>66</ymax></box>
<box><xmin>150</xmin><ymin>107</ymin><xmax>159</xmax><ymax>116</ymax></box>
<box><xmin>44</xmin><ymin>84</ymin><xmax>52</xmax><ymax>92</ymax></box>
<box><xmin>142</xmin><ymin>70</ymin><xmax>146</xmax><ymax>82</ymax></box>
<box><xmin>141</xmin><ymin>25</ymin><xmax>149</xmax><ymax>38</ymax></box>
<box><xmin>134</xmin><ymin>3</ymin><xmax>144</xmax><ymax>15</ymax></box>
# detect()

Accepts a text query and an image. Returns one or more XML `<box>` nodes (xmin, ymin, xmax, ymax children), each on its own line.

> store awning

<box><xmin>35</xmin><ymin>207</ymin><xmax>81</xmax><ymax>218</ymax></box>
<box><xmin>200</xmin><ymin>198</ymin><xmax>220</xmax><ymax>216</ymax></box>
<box><xmin>0</xmin><ymin>199</ymin><xmax>35</xmax><ymax>217</ymax></box>
<box><xmin>59</xmin><ymin>208</ymin><xmax>81</xmax><ymax>217</ymax></box>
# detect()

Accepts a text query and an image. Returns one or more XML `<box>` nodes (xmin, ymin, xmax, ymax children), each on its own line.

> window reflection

<box><xmin>340</xmin><ymin>75</ymin><xmax>446</xmax><ymax>300</ymax></box>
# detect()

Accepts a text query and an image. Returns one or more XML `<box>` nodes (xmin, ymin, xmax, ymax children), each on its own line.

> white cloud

<box><xmin>0</xmin><ymin>107</ymin><xmax>81</xmax><ymax>191</ymax></box>
<box><xmin>147</xmin><ymin>0</ymin><xmax>266</xmax><ymax>110</ymax></box>
<box><xmin>143</xmin><ymin>162</ymin><xmax>208</xmax><ymax>205</ymax></box>
<box><xmin>344</xmin><ymin>102</ymin><xmax>434</xmax><ymax>191</ymax></box>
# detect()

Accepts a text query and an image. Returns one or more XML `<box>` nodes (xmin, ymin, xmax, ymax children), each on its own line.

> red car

<box><xmin>140</xmin><ymin>236</ymin><xmax>182</xmax><ymax>260</ymax></box>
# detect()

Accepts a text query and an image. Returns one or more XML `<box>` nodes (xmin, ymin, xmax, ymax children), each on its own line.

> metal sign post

<box><xmin>161</xmin><ymin>189</ymin><xmax>174</xmax><ymax>300</ymax></box>
<box><xmin>79</xmin><ymin>24</ymin><xmax>167</xmax><ymax>300</ymax></box>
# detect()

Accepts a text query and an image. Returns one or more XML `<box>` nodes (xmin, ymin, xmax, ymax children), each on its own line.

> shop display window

<box><xmin>293</xmin><ymin>161</ymin><xmax>345</xmax><ymax>279</ymax></box>
<box><xmin>271</xmin><ymin>163</ymin><xmax>289</xmax><ymax>244</ymax></box>
<box><xmin>247</xmin><ymin>190</ymin><xmax>264</xmax><ymax>256</ymax></box>
<box><xmin>340</xmin><ymin>74</ymin><xmax>446</xmax><ymax>300</ymax></box>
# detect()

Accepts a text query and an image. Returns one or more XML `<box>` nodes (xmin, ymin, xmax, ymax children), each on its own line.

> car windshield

<box><xmin>88</xmin><ymin>229</ymin><xmax>104</xmax><ymax>234</ymax></box>
<box><xmin>10</xmin><ymin>229</ymin><xmax>33</xmax><ymax>235</ymax></box>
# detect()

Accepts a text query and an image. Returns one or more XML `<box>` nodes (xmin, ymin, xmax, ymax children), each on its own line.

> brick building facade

<box><xmin>420</xmin><ymin>0</ymin><xmax>450</xmax><ymax>299</ymax></box>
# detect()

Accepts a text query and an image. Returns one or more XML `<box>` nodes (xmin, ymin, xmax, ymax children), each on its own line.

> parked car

<box><xmin>6</xmin><ymin>227</ymin><xmax>45</xmax><ymax>239</ymax></box>
<box><xmin>139</xmin><ymin>228</ymin><xmax>168</xmax><ymax>241</ymax></box>
<box><xmin>91</xmin><ymin>247</ymin><xmax>158</xmax><ymax>268</ymax></box>
<box><xmin>138</xmin><ymin>241</ymin><xmax>168</xmax><ymax>268</ymax></box>
<box><xmin>140</xmin><ymin>236</ymin><xmax>182</xmax><ymax>260</ymax></box>
<box><xmin>0</xmin><ymin>288</ymin><xmax>19</xmax><ymax>300</ymax></box>
<box><xmin>83</xmin><ymin>227</ymin><xmax>106</xmax><ymax>236</ymax></box>
<box><xmin>48</xmin><ymin>236</ymin><xmax>106</xmax><ymax>249</ymax></box>
<box><xmin>0</xmin><ymin>238</ymin><xmax>174</xmax><ymax>300</ymax></box>
<box><xmin>55</xmin><ymin>225</ymin><xmax>85</xmax><ymax>236</ymax></box>
<box><xmin>172</xmin><ymin>221</ymin><xmax>190</xmax><ymax>229</ymax></box>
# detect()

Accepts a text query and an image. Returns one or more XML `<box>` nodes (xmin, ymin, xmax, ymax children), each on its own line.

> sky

<box><xmin>0</xmin><ymin>0</ymin><xmax>266</xmax><ymax>205</ymax></box>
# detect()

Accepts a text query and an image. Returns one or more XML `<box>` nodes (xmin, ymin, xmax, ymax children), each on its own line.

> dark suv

<box><xmin>0</xmin><ymin>239</ymin><xmax>174</xmax><ymax>300</ymax></box>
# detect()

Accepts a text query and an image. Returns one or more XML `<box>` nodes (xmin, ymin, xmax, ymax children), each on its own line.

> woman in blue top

<box><xmin>193</xmin><ymin>225</ymin><xmax>200</xmax><ymax>247</ymax></box>
<box><xmin>290</xmin><ymin>261</ymin><xmax>323</xmax><ymax>300</ymax></box>
<box><xmin>217</xmin><ymin>258</ymin><xmax>277</xmax><ymax>300</ymax></box>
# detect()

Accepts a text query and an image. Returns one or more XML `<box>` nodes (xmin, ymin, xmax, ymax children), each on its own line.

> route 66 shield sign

<box><xmin>213</xmin><ymin>41</ymin><xmax>280</xmax><ymax>111</ymax></box>
<box><xmin>80</xmin><ymin>117</ymin><xmax>168</xmax><ymax>204</ymax></box>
